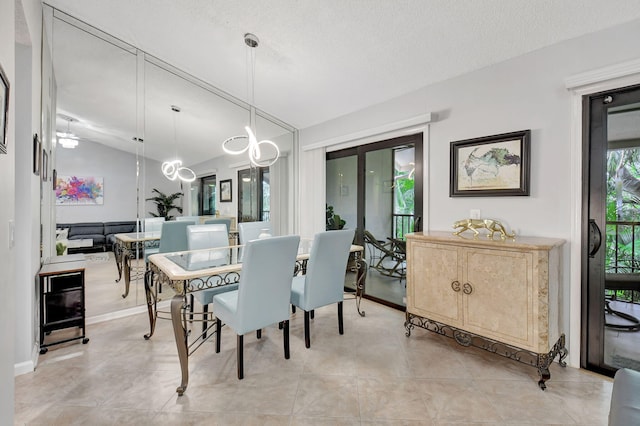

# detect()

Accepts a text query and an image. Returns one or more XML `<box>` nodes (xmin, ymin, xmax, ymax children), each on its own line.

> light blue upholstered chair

<box><xmin>176</xmin><ymin>215</ymin><xmax>201</xmax><ymax>223</ymax></box>
<box><xmin>213</xmin><ymin>235</ymin><xmax>300</xmax><ymax>379</ymax></box>
<box><xmin>238</xmin><ymin>221</ymin><xmax>271</xmax><ymax>243</ymax></box>
<box><xmin>204</xmin><ymin>217</ymin><xmax>232</xmax><ymax>234</ymax></box>
<box><xmin>142</xmin><ymin>217</ymin><xmax>165</xmax><ymax>259</ymax></box>
<box><xmin>291</xmin><ymin>229</ymin><xmax>355</xmax><ymax>348</ymax></box>
<box><xmin>237</xmin><ymin>221</ymin><xmax>271</xmax><ymax>261</ymax></box>
<box><xmin>187</xmin><ymin>224</ymin><xmax>237</xmax><ymax>338</ymax></box>
<box><xmin>145</xmin><ymin>220</ymin><xmax>195</xmax><ymax>293</ymax></box>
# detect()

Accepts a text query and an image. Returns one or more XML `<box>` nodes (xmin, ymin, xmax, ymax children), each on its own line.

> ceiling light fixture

<box><xmin>162</xmin><ymin>105</ymin><xmax>196</xmax><ymax>183</ymax></box>
<box><xmin>222</xmin><ymin>33</ymin><xmax>280</xmax><ymax>168</ymax></box>
<box><xmin>57</xmin><ymin>116</ymin><xmax>80</xmax><ymax>149</ymax></box>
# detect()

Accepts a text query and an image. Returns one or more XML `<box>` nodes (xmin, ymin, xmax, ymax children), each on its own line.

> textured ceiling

<box><xmin>45</xmin><ymin>0</ymin><xmax>640</xmax><ymax>130</ymax></box>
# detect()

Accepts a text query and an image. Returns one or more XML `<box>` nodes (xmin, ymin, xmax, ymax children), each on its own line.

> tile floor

<box><xmin>16</xmin><ymin>297</ymin><xmax>613</xmax><ymax>425</ymax></box>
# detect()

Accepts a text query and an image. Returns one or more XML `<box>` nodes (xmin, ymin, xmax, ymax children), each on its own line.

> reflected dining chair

<box><xmin>238</xmin><ymin>220</ymin><xmax>271</xmax><ymax>243</ymax></box>
<box><xmin>290</xmin><ymin>229</ymin><xmax>355</xmax><ymax>348</ymax></box>
<box><xmin>203</xmin><ymin>217</ymin><xmax>232</xmax><ymax>233</ymax></box>
<box><xmin>186</xmin><ymin>224</ymin><xmax>237</xmax><ymax>338</ymax></box>
<box><xmin>212</xmin><ymin>235</ymin><xmax>300</xmax><ymax>379</ymax></box>
<box><xmin>176</xmin><ymin>215</ymin><xmax>201</xmax><ymax>223</ymax></box>
<box><xmin>142</xmin><ymin>217</ymin><xmax>165</xmax><ymax>259</ymax></box>
<box><xmin>237</xmin><ymin>221</ymin><xmax>272</xmax><ymax>261</ymax></box>
<box><xmin>145</xmin><ymin>220</ymin><xmax>195</xmax><ymax>293</ymax></box>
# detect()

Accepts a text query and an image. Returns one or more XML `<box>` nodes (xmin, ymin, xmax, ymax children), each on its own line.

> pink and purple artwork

<box><xmin>55</xmin><ymin>176</ymin><xmax>104</xmax><ymax>205</ymax></box>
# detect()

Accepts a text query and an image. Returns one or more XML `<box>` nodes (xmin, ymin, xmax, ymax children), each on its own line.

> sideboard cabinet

<box><xmin>405</xmin><ymin>231</ymin><xmax>566</xmax><ymax>389</ymax></box>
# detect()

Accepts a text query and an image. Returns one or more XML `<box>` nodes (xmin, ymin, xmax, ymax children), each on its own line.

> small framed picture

<box><xmin>33</xmin><ymin>134</ymin><xmax>41</xmax><ymax>175</ymax></box>
<box><xmin>220</xmin><ymin>179</ymin><xmax>232</xmax><ymax>202</ymax></box>
<box><xmin>0</xmin><ymin>63</ymin><xmax>9</xmax><ymax>154</ymax></box>
<box><xmin>450</xmin><ymin>130</ymin><xmax>531</xmax><ymax>197</ymax></box>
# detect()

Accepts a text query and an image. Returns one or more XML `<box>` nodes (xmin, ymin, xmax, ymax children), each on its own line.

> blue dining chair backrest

<box><xmin>294</xmin><ymin>229</ymin><xmax>355</xmax><ymax>311</ymax></box>
<box><xmin>219</xmin><ymin>235</ymin><xmax>300</xmax><ymax>335</ymax></box>
<box><xmin>204</xmin><ymin>218</ymin><xmax>232</xmax><ymax>234</ymax></box>
<box><xmin>238</xmin><ymin>221</ymin><xmax>271</xmax><ymax>244</ymax></box>
<box><xmin>187</xmin><ymin>224</ymin><xmax>230</xmax><ymax>267</ymax></box>
<box><xmin>144</xmin><ymin>217</ymin><xmax>165</xmax><ymax>234</ymax></box>
<box><xmin>158</xmin><ymin>220</ymin><xmax>195</xmax><ymax>253</ymax></box>
<box><xmin>176</xmin><ymin>215</ymin><xmax>200</xmax><ymax>223</ymax></box>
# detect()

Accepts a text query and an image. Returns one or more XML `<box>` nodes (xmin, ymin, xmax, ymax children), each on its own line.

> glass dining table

<box><xmin>145</xmin><ymin>240</ymin><xmax>366</xmax><ymax>395</ymax></box>
<box><xmin>113</xmin><ymin>231</ymin><xmax>161</xmax><ymax>298</ymax></box>
<box><xmin>113</xmin><ymin>229</ymin><xmax>240</xmax><ymax>298</ymax></box>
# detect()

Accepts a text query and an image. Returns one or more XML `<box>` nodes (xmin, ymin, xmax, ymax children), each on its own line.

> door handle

<box><xmin>588</xmin><ymin>219</ymin><xmax>602</xmax><ymax>258</ymax></box>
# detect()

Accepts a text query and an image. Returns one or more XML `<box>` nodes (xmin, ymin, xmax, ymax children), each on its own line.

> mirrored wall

<box><xmin>43</xmin><ymin>6</ymin><xmax>297</xmax><ymax>317</ymax></box>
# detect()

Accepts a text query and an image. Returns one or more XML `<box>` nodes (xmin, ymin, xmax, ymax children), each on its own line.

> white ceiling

<box><xmin>46</xmin><ymin>0</ymin><xmax>640</xmax><ymax>130</ymax></box>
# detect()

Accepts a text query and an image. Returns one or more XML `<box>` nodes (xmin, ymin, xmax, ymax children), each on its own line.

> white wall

<box><xmin>13</xmin><ymin>0</ymin><xmax>43</xmax><ymax>391</ymax></box>
<box><xmin>299</xmin><ymin>18</ymin><xmax>640</xmax><ymax>367</ymax></box>
<box><xmin>0</xmin><ymin>0</ymin><xmax>16</xmax><ymax>422</ymax></box>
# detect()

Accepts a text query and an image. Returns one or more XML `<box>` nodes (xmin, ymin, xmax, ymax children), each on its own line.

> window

<box><xmin>238</xmin><ymin>167</ymin><xmax>270</xmax><ymax>222</ymax></box>
<box><xmin>198</xmin><ymin>175</ymin><xmax>216</xmax><ymax>215</ymax></box>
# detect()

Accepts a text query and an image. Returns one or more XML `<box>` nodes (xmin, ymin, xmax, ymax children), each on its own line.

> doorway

<box><xmin>326</xmin><ymin>133</ymin><xmax>423</xmax><ymax>309</ymax></box>
<box><xmin>583</xmin><ymin>84</ymin><xmax>640</xmax><ymax>375</ymax></box>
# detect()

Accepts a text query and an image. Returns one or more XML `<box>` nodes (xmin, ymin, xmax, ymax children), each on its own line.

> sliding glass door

<box><xmin>327</xmin><ymin>133</ymin><xmax>423</xmax><ymax>309</ymax></box>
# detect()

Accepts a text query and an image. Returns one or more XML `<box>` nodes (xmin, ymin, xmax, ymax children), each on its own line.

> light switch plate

<box><xmin>470</xmin><ymin>209</ymin><xmax>481</xmax><ymax>219</ymax></box>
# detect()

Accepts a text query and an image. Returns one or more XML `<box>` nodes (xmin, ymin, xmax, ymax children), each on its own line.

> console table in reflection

<box><xmin>145</xmin><ymin>242</ymin><xmax>366</xmax><ymax>395</ymax></box>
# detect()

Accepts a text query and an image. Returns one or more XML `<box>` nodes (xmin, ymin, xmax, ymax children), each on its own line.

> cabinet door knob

<box><xmin>451</xmin><ymin>281</ymin><xmax>461</xmax><ymax>292</ymax></box>
<box><xmin>463</xmin><ymin>283</ymin><xmax>473</xmax><ymax>294</ymax></box>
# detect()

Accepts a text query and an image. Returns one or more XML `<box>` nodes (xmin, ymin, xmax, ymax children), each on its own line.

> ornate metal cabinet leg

<box><xmin>171</xmin><ymin>294</ymin><xmax>189</xmax><ymax>395</ymax></box>
<box><xmin>406</xmin><ymin>313</ymin><xmax>568</xmax><ymax>390</ymax></box>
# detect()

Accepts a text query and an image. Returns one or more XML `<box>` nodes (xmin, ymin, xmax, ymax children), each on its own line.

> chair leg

<box><xmin>283</xmin><ymin>319</ymin><xmax>290</xmax><ymax>359</ymax></box>
<box><xmin>304</xmin><ymin>310</ymin><xmax>311</xmax><ymax>348</ymax></box>
<box><xmin>256</xmin><ymin>329</ymin><xmax>262</xmax><ymax>339</ymax></box>
<box><xmin>310</xmin><ymin>309</ymin><xmax>315</xmax><ymax>319</ymax></box>
<box><xmin>215</xmin><ymin>317</ymin><xmax>221</xmax><ymax>353</ymax></box>
<box><xmin>338</xmin><ymin>301</ymin><xmax>344</xmax><ymax>335</ymax></box>
<box><xmin>237</xmin><ymin>334</ymin><xmax>244</xmax><ymax>380</ymax></box>
<box><xmin>202</xmin><ymin>304</ymin><xmax>208</xmax><ymax>339</ymax></box>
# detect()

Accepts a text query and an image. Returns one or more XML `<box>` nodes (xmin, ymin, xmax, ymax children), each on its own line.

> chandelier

<box><xmin>162</xmin><ymin>105</ymin><xmax>196</xmax><ymax>183</ymax></box>
<box><xmin>222</xmin><ymin>33</ymin><xmax>280</xmax><ymax>167</ymax></box>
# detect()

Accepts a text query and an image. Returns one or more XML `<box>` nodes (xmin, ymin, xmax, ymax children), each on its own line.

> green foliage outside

<box><xmin>605</xmin><ymin>148</ymin><xmax>640</xmax><ymax>302</ymax></box>
<box><xmin>393</xmin><ymin>169</ymin><xmax>415</xmax><ymax>238</ymax></box>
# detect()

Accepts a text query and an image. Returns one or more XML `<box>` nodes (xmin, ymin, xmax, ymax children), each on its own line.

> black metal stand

<box><xmin>405</xmin><ymin>312</ymin><xmax>567</xmax><ymax>390</ymax></box>
<box><xmin>38</xmin><ymin>259</ymin><xmax>90</xmax><ymax>354</ymax></box>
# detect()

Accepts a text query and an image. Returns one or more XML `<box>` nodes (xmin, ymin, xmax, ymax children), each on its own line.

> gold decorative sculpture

<box><xmin>453</xmin><ymin>218</ymin><xmax>516</xmax><ymax>240</ymax></box>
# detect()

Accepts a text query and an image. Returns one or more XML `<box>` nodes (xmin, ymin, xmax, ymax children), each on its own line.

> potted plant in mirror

<box><xmin>326</xmin><ymin>204</ymin><xmax>346</xmax><ymax>230</ymax></box>
<box><xmin>146</xmin><ymin>188</ymin><xmax>183</xmax><ymax>220</ymax></box>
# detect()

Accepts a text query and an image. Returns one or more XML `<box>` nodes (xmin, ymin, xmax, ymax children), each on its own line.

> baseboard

<box><xmin>86</xmin><ymin>300</ymin><xmax>171</xmax><ymax>325</ymax></box>
<box><xmin>14</xmin><ymin>342</ymin><xmax>40</xmax><ymax>376</ymax></box>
